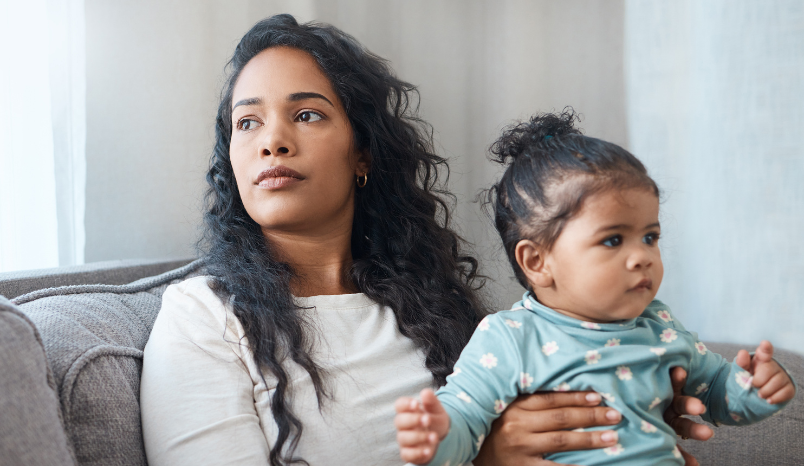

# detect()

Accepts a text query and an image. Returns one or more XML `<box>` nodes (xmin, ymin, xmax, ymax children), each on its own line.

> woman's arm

<box><xmin>140</xmin><ymin>280</ymin><xmax>270</xmax><ymax>466</ymax></box>
<box><xmin>474</xmin><ymin>367</ymin><xmax>712</xmax><ymax>466</ymax></box>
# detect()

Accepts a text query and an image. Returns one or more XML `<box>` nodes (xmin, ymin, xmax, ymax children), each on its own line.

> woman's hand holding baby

<box><xmin>395</xmin><ymin>389</ymin><xmax>451</xmax><ymax>464</ymax></box>
<box><xmin>735</xmin><ymin>340</ymin><xmax>795</xmax><ymax>404</ymax></box>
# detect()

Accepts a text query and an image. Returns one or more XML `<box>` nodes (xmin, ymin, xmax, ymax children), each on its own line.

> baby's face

<box><xmin>538</xmin><ymin>188</ymin><xmax>663</xmax><ymax>322</ymax></box>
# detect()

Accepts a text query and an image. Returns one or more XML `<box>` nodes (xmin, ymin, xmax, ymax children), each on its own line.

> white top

<box><xmin>140</xmin><ymin>276</ymin><xmax>432</xmax><ymax>465</ymax></box>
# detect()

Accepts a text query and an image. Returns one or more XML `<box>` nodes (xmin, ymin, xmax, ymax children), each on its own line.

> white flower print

<box><xmin>585</xmin><ymin>350</ymin><xmax>602</xmax><ymax>365</ymax></box>
<box><xmin>442</xmin><ymin>461</ymin><xmax>450</xmax><ymax>466</ymax></box>
<box><xmin>520</xmin><ymin>372</ymin><xmax>534</xmax><ymax>389</ymax></box>
<box><xmin>581</xmin><ymin>321</ymin><xmax>601</xmax><ymax>330</ymax></box>
<box><xmin>553</xmin><ymin>382</ymin><xmax>571</xmax><ymax>392</ymax></box>
<box><xmin>475</xmin><ymin>434</ymin><xmax>485</xmax><ymax>450</ymax></box>
<box><xmin>457</xmin><ymin>392</ymin><xmax>472</xmax><ymax>403</ymax></box>
<box><xmin>523</xmin><ymin>299</ymin><xmax>533</xmax><ymax>310</ymax></box>
<box><xmin>479</xmin><ymin>353</ymin><xmax>498</xmax><ymax>369</ymax></box>
<box><xmin>616</xmin><ymin>365</ymin><xmax>633</xmax><ymax>381</ymax></box>
<box><xmin>657</xmin><ymin>310</ymin><xmax>673</xmax><ymax>322</ymax></box>
<box><xmin>673</xmin><ymin>446</ymin><xmax>682</xmax><ymax>458</ymax></box>
<box><xmin>735</xmin><ymin>370</ymin><xmax>753</xmax><ymax>390</ymax></box>
<box><xmin>505</xmin><ymin>319</ymin><xmax>522</xmax><ymax>329</ymax></box>
<box><xmin>600</xmin><ymin>392</ymin><xmax>616</xmax><ymax>403</ymax></box>
<box><xmin>648</xmin><ymin>397</ymin><xmax>662</xmax><ymax>410</ymax></box>
<box><xmin>477</xmin><ymin>316</ymin><xmax>490</xmax><ymax>331</ymax></box>
<box><xmin>695</xmin><ymin>383</ymin><xmax>708</xmax><ymax>395</ymax></box>
<box><xmin>695</xmin><ymin>341</ymin><xmax>708</xmax><ymax>355</ymax></box>
<box><xmin>660</xmin><ymin>328</ymin><xmax>678</xmax><ymax>343</ymax></box>
<box><xmin>494</xmin><ymin>399</ymin><xmax>508</xmax><ymax>414</ymax></box>
<box><xmin>649</xmin><ymin>347</ymin><xmax>667</xmax><ymax>356</ymax></box>
<box><xmin>641</xmin><ymin>420</ymin><xmax>657</xmax><ymax>433</ymax></box>
<box><xmin>604</xmin><ymin>338</ymin><xmax>620</xmax><ymax>347</ymax></box>
<box><xmin>603</xmin><ymin>444</ymin><xmax>624</xmax><ymax>456</ymax></box>
<box><xmin>449</xmin><ymin>367</ymin><xmax>462</xmax><ymax>377</ymax></box>
<box><xmin>731</xmin><ymin>413</ymin><xmax>743</xmax><ymax>422</ymax></box>
<box><xmin>572</xmin><ymin>428</ymin><xmax>585</xmax><ymax>432</ymax></box>
<box><xmin>541</xmin><ymin>341</ymin><xmax>559</xmax><ymax>356</ymax></box>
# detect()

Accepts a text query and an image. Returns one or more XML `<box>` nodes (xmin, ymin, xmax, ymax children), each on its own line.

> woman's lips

<box><xmin>255</xmin><ymin>166</ymin><xmax>305</xmax><ymax>190</ymax></box>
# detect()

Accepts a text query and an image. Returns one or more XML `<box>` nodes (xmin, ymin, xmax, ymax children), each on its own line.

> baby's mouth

<box><xmin>630</xmin><ymin>278</ymin><xmax>652</xmax><ymax>291</ymax></box>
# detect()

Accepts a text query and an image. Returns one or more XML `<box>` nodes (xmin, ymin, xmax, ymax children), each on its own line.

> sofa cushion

<box><xmin>0</xmin><ymin>296</ymin><xmax>75</xmax><ymax>466</ymax></box>
<box><xmin>13</xmin><ymin>259</ymin><xmax>205</xmax><ymax>466</ymax></box>
<box><xmin>679</xmin><ymin>341</ymin><xmax>803</xmax><ymax>465</ymax></box>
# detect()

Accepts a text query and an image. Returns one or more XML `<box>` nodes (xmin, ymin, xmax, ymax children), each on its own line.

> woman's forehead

<box><xmin>232</xmin><ymin>47</ymin><xmax>338</xmax><ymax>106</ymax></box>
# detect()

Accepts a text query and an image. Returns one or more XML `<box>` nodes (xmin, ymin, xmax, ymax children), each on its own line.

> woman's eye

<box><xmin>296</xmin><ymin>111</ymin><xmax>323</xmax><ymax>123</ymax></box>
<box><xmin>643</xmin><ymin>232</ymin><xmax>660</xmax><ymax>246</ymax></box>
<box><xmin>602</xmin><ymin>235</ymin><xmax>622</xmax><ymax>247</ymax></box>
<box><xmin>237</xmin><ymin>118</ymin><xmax>260</xmax><ymax>131</ymax></box>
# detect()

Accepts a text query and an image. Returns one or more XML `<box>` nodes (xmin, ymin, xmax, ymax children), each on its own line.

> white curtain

<box><xmin>0</xmin><ymin>0</ymin><xmax>85</xmax><ymax>272</ymax></box>
<box><xmin>625</xmin><ymin>1</ymin><xmax>804</xmax><ymax>352</ymax></box>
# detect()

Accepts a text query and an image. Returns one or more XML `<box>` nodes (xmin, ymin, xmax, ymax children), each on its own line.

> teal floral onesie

<box><xmin>430</xmin><ymin>293</ymin><xmax>789</xmax><ymax>466</ymax></box>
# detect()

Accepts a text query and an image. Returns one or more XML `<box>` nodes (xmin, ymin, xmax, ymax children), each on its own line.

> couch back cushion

<box><xmin>13</xmin><ymin>260</ymin><xmax>204</xmax><ymax>466</ymax></box>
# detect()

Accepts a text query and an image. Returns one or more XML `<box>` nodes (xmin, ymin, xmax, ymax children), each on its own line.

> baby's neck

<box><xmin>532</xmin><ymin>295</ymin><xmax>618</xmax><ymax>324</ymax></box>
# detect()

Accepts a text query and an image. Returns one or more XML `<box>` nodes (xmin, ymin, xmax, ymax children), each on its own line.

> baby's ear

<box><xmin>514</xmin><ymin>239</ymin><xmax>553</xmax><ymax>288</ymax></box>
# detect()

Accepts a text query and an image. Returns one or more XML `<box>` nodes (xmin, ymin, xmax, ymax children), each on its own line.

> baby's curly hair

<box><xmin>487</xmin><ymin>108</ymin><xmax>659</xmax><ymax>288</ymax></box>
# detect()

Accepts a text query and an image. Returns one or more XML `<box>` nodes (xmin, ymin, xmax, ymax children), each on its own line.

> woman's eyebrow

<box><xmin>288</xmin><ymin>92</ymin><xmax>334</xmax><ymax>107</ymax></box>
<box><xmin>232</xmin><ymin>97</ymin><xmax>261</xmax><ymax>110</ymax></box>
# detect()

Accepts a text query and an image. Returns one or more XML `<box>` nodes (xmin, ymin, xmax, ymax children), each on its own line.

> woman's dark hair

<box><xmin>487</xmin><ymin>108</ymin><xmax>659</xmax><ymax>288</ymax></box>
<box><xmin>200</xmin><ymin>14</ymin><xmax>485</xmax><ymax>465</ymax></box>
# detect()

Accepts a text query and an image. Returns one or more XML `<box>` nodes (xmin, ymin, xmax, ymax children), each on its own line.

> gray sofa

<box><xmin>0</xmin><ymin>259</ymin><xmax>801</xmax><ymax>465</ymax></box>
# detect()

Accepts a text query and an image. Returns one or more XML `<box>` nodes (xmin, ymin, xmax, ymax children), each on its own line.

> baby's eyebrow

<box><xmin>594</xmin><ymin>224</ymin><xmax>628</xmax><ymax>234</ymax></box>
<box><xmin>644</xmin><ymin>222</ymin><xmax>661</xmax><ymax>230</ymax></box>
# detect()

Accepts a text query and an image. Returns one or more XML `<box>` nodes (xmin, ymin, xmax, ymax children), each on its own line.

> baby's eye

<box><xmin>643</xmin><ymin>232</ymin><xmax>660</xmax><ymax>246</ymax></box>
<box><xmin>296</xmin><ymin>111</ymin><xmax>323</xmax><ymax>123</ymax></box>
<box><xmin>602</xmin><ymin>235</ymin><xmax>622</xmax><ymax>247</ymax></box>
<box><xmin>236</xmin><ymin>118</ymin><xmax>261</xmax><ymax>131</ymax></box>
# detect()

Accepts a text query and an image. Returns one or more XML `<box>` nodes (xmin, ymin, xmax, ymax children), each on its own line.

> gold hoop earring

<box><xmin>357</xmin><ymin>173</ymin><xmax>368</xmax><ymax>188</ymax></box>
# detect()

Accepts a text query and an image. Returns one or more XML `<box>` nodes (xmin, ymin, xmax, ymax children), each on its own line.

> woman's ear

<box><xmin>354</xmin><ymin>148</ymin><xmax>371</xmax><ymax>176</ymax></box>
<box><xmin>514</xmin><ymin>239</ymin><xmax>553</xmax><ymax>289</ymax></box>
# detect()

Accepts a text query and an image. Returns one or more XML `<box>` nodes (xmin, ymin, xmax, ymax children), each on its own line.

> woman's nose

<box><xmin>259</xmin><ymin>119</ymin><xmax>296</xmax><ymax>157</ymax></box>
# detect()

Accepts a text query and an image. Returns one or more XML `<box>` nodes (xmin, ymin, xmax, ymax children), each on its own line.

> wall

<box><xmin>83</xmin><ymin>0</ymin><xmax>626</xmax><ymax>309</ymax></box>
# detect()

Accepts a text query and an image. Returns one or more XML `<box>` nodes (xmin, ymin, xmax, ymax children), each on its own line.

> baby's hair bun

<box><xmin>490</xmin><ymin>107</ymin><xmax>582</xmax><ymax>164</ymax></box>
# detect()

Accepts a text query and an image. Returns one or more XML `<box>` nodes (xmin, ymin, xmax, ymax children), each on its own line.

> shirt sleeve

<box><xmin>428</xmin><ymin>313</ymin><xmax>527</xmax><ymax>466</ymax></box>
<box><xmin>682</xmin><ymin>334</ymin><xmax>791</xmax><ymax>426</ymax></box>
<box><xmin>140</xmin><ymin>281</ymin><xmax>271</xmax><ymax>466</ymax></box>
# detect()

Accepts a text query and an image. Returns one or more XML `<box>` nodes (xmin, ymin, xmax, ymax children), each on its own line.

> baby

<box><xmin>395</xmin><ymin>110</ymin><xmax>795</xmax><ymax>465</ymax></box>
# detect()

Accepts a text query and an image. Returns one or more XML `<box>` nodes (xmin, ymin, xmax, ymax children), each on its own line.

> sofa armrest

<box><xmin>0</xmin><ymin>296</ymin><xmax>75</xmax><ymax>466</ymax></box>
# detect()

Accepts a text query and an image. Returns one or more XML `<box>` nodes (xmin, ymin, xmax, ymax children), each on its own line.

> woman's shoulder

<box><xmin>154</xmin><ymin>275</ymin><xmax>246</xmax><ymax>352</ymax></box>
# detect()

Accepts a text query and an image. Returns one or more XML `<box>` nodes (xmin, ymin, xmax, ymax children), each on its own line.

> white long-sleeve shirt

<box><xmin>141</xmin><ymin>276</ymin><xmax>431</xmax><ymax>465</ymax></box>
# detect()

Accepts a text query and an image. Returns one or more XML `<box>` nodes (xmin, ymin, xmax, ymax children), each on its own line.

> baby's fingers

<box><xmin>757</xmin><ymin>371</ymin><xmax>791</xmax><ymax>400</ymax></box>
<box><xmin>395</xmin><ymin>412</ymin><xmax>427</xmax><ymax>430</ymax></box>
<box><xmin>395</xmin><ymin>396</ymin><xmax>421</xmax><ymax>414</ymax></box>
<box><xmin>398</xmin><ymin>430</ymin><xmax>437</xmax><ymax>447</ymax></box>
<box><xmin>400</xmin><ymin>445</ymin><xmax>436</xmax><ymax>464</ymax></box>
<box><xmin>766</xmin><ymin>383</ymin><xmax>796</xmax><ymax>405</ymax></box>
<box><xmin>735</xmin><ymin>350</ymin><xmax>752</xmax><ymax>372</ymax></box>
<box><xmin>753</xmin><ymin>341</ymin><xmax>774</xmax><ymax>367</ymax></box>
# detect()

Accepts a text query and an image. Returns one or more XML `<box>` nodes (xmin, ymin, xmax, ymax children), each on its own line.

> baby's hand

<box><xmin>394</xmin><ymin>388</ymin><xmax>451</xmax><ymax>464</ymax></box>
<box><xmin>735</xmin><ymin>340</ymin><xmax>796</xmax><ymax>404</ymax></box>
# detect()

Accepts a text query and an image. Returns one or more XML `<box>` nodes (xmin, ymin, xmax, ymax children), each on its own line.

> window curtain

<box><xmin>624</xmin><ymin>1</ymin><xmax>804</xmax><ymax>352</ymax></box>
<box><xmin>0</xmin><ymin>0</ymin><xmax>85</xmax><ymax>272</ymax></box>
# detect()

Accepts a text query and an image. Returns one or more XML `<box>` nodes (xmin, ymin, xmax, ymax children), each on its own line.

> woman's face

<box><xmin>229</xmin><ymin>46</ymin><xmax>368</xmax><ymax>237</ymax></box>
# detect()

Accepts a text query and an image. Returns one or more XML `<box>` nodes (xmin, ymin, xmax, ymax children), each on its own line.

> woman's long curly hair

<box><xmin>200</xmin><ymin>14</ymin><xmax>486</xmax><ymax>465</ymax></box>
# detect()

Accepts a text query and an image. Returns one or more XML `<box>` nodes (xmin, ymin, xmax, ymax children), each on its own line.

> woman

<box><xmin>140</xmin><ymin>14</ymin><xmax>710</xmax><ymax>466</ymax></box>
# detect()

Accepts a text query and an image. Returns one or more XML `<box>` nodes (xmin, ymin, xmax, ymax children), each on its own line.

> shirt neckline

<box><xmin>294</xmin><ymin>292</ymin><xmax>377</xmax><ymax>310</ymax></box>
<box><xmin>518</xmin><ymin>292</ymin><xmax>637</xmax><ymax>331</ymax></box>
